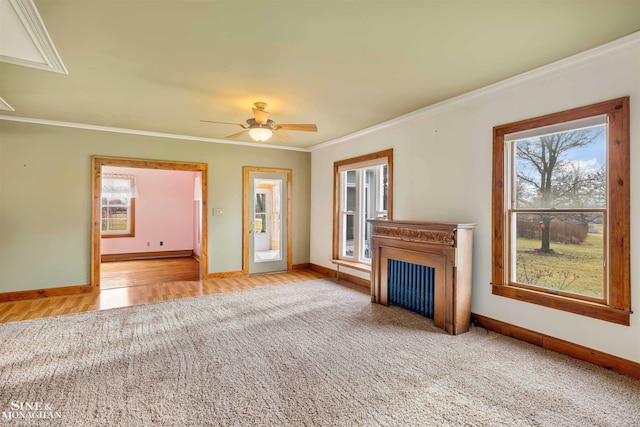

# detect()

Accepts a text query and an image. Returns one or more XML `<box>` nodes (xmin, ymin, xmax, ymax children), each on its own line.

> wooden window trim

<box><xmin>92</xmin><ymin>156</ymin><xmax>208</xmax><ymax>289</ymax></box>
<box><xmin>492</xmin><ymin>97</ymin><xmax>630</xmax><ymax>325</ymax></box>
<box><xmin>101</xmin><ymin>197</ymin><xmax>136</xmax><ymax>238</ymax></box>
<box><xmin>241</xmin><ymin>167</ymin><xmax>293</xmax><ymax>274</ymax></box>
<box><xmin>332</xmin><ymin>149</ymin><xmax>393</xmax><ymax>266</ymax></box>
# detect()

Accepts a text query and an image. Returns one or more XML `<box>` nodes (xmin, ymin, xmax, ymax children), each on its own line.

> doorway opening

<box><xmin>91</xmin><ymin>157</ymin><xmax>208</xmax><ymax>289</ymax></box>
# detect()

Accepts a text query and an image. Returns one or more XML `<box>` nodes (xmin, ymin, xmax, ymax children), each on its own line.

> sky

<box><xmin>516</xmin><ymin>124</ymin><xmax>606</xmax><ymax>172</ymax></box>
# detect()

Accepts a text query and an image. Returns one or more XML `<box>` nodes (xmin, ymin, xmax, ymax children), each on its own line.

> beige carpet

<box><xmin>0</xmin><ymin>279</ymin><xmax>638</xmax><ymax>426</ymax></box>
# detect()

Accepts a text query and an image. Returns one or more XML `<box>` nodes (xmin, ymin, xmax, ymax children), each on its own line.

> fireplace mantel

<box><xmin>369</xmin><ymin>220</ymin><xmax>476</xmax><ymax>335</ymax></box>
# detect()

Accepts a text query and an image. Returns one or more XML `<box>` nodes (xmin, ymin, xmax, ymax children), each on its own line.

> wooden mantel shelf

<box><xmin>369</xmin><ymin>220</ymin><xmax>476</xmax><ymax>249</ymax></box>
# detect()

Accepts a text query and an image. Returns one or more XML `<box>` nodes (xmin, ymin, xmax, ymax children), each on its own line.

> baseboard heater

<box><xmin>369</xmin><ymin>220</ymin><xmax>476</xmax><ymax>335</ymax></box>
<box><xmin>101</xmin><ymin>250</ymin><xmax>194</xmax><ymax>262</ymax></box>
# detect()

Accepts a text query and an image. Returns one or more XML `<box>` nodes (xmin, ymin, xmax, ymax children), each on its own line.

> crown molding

<box><xmin>2</xmin><ymin>29</ymin><xmax>637</xmax><ymax>153</ymax></box>
<box><xmin>309</xmin><ymin>30</ymin><xmax>640</xmax><ymax>152</ymax></box>
<box><xmin>0</xmin><ymin>115</ymin><xmax>309</xmax><ymax>152</ymax></box>
<box><xmin>0</xmin><ymin>97</ymin><xmax>15</xmax><ymax>111</ymax></box>
<box><xmin>0</xmin><ymin>0</ymin><xmax>68</xmax><ymax>74</ymax></box>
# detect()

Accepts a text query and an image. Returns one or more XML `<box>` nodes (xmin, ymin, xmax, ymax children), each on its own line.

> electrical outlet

<box><xmin>213</xmin><ymin>208</ymin><xmax>223</xmax><ymax>216</ymax></box>
<box><xmin>146</xmin><ymin>242</ymin><xmax>150</xmax><ymax>247</ymax></box>
<box><xmin>160</xmin><ymin>241</ymin><xmax>163</xmax><ymax>246</ymax></box>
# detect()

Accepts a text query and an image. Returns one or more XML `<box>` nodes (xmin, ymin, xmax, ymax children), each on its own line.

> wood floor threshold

<box><xmin>471</xmin><ymin>313</ymin><xmax>640</xmax><ymax>380</ymax></box>
<box><xmin>206</xmin><ymin>270</ymin><xmax>244</xmax><ymax>279</ymax></box>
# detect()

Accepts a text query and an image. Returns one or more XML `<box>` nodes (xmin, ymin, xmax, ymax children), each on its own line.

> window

<box><xmin>255</xmin><ymin>191</ymin><xmax>268</xmax><ymax>234</ymax></box>
<box><xmin>101</xmin><ymin>174</ymin><xmax>137</xmax><ymax>238</ymax></box>
<box><xmin>333</xmin><ymin>149</ymin><xmax>393</xmax><ymax>264</ymax></box>
<box><xmin>492</xmin><ymin>97</ymin><xmax>630</xmax><ymax>325</ymax></box>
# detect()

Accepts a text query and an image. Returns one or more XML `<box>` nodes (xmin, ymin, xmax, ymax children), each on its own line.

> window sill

<box><xmin>331</xmin><ymin>259</ymin><xmax>371</xmax><ymax>273</ymax></box>
<box><xmin>491</xmin><ymin>283</ymin><xmax>630</xmax><ymax>326</ymax></box>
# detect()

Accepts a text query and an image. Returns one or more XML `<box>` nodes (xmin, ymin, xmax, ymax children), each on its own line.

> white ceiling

<box><xmin>0</xmin><ymin>0</ymin><xmax>66</xmax><ymax>73</ymax></box>
<box><xmin>1</xmin><ymin>0</ymin><xmax>41</xmax><ymax>62</ymax></box>
<box><xmin>1</xmin><ymin>0</ymin><xmax>639</xmax><ymax>149</ymax></box>
<box><xmin>0</xmin><ymin>0</ymin><xmax>44</xmax><ymax>64</ymax></box>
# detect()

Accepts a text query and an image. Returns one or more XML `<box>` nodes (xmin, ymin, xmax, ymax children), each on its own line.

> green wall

<box><xmin>0</xmin><ymin>121</ymin><xmax>311</xmax><ymax>292</ymax></box>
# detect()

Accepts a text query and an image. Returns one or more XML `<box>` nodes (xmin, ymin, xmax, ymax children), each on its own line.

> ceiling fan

<box><xmin>201</xmin><ymin>102</ymin><xmax>318</xmax><ymax>143</ymax></box>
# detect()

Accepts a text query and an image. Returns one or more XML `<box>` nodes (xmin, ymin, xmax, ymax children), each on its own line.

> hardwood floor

<box><xmin>0</xmin><ymin>268</ymin><xmax>327</xmax><ymax>324</ymax></box>
<box><xmin>100</xmin><ymin>257</ymin><xmax>201</xmax><ymax>290</ymax></box>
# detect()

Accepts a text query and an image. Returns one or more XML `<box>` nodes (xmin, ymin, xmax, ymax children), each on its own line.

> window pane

<box><xmin>342</xmin><ymin>214</ymin><xmax>354</xmax><ymax>257</ymax></box>
<box><xmin>362</xmin><ymin>168</ymin><xmax>376</xmax><ymax>261</ymax></box>
<box><xmin>345</xmin><ymin>170</ymin><xmax>356</xmax><ymax>211</ymax></box>
<box><xmin>514</xmin><ymin>125</ymin><xmax>606</xmax><ymax>209</ymax></box>
<box><xmin>362</xmin><ymin>221</ymin><xmax>372</xmax><ymax>261</ymax></box>
<box><xmin>254</xmin><ymin>213</ymin><xmax>266</xmax><ymax>233</ymax></box>
<box><xmin>381</xmin><ymin>164</ymin><xmax>388</xmax><ymax>212</ymax></box>
<box><xmin>107</xmin><ymin>206</ymin><xmax>128</xmax><ymax>231</ymax></box>
<box><xmin>101</xmin><ymin>207</ymin><xmax>108</xmax><ymax>231</ymax></box>
<box><xmin>512</xmin><ymin>212</ymin><xmax>604</xmax><ymax>299</ymax></box>
<box><xmin>254</xmin><ymin>192</ymin><xmax>267</xmax><ymax>234</ymax></box>
<box><xmin>255</xmin><ymin>193</ymin><xmax>266</xmax><ymax>213</ymax></box>
<box><xmin>101</xmin><ymin>191</ymin><xmax>132</xmax><ymax>234</ymax></box>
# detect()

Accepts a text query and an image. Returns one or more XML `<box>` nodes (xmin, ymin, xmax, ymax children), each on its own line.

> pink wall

<box><xmin>101</xmin><ymin>167</ymin><xmax>197</xmax><ymax>255</ymax></box>
<box><xmin>193</xmin><ymin>172</ymin><xmax>202</xmax><ymax>257</ymax></box>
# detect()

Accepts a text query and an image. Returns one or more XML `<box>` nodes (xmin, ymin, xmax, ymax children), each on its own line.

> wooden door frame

<box><xmin>242</xmin><ymin>167</ymin><xmax>292</xmax><ymax>275</ymax></box>
<box><xmin>91</xmin><ymin>156</ymin><xmax>208</xmax><ymax>289</ymax></box>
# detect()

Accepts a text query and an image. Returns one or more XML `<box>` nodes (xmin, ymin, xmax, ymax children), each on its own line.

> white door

<box><xmin>249</xmin><ymin>172</ymin><xmax>288</xmax><ymax>273</ymax></box>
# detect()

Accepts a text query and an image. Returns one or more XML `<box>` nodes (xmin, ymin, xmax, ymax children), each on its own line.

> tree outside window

<box><xmin>512</xmin><ymin>123</ymin><xmax>606</xmax><ymax>299</ymax></box>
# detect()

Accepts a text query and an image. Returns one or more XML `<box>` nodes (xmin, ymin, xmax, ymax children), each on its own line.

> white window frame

<box><xmin>101</xmin><ymin>175</ymin><xmax>136</xmax><ymax>238</ymax></box>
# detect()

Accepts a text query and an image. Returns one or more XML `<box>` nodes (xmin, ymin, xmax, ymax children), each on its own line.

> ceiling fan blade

<box><xmin>252</xmin><ymin>108</ymin><xmax>270</xmax><ymax>125</ymax></box>
<box><xmin>274</xmin><ymin>124</ymin><xmax>318</xmax><ymax>132</ymax></box>
<box><xmin>225</xmin><ymin>129</ymin><xmax>250</xmax><ymax>139</ymax></box>
<box><xmin>201</xmin><ymin>120</ymin><xmax>248</xmax><ymax>129</ymax></box>
<box><xmin>271</xmin><ymin>129</ymin><xmax>292</xmax><ymax>142</ymax></box>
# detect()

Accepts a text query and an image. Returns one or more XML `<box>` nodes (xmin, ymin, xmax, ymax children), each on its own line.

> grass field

<box><xmin>515</xmin><ymin>230</ymin><xmax>604</xmax><ymax>298</ymax></box>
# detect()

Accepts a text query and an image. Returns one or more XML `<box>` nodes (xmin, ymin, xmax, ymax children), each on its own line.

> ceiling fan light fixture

<box><xmin>249</xmin><ymin>127</ymin><xmax>273</xmax><ymax>142</ymax></box>
<box><xmin>202</xmin><ymin>102</ymin><xmax>317</xmax><ymax>142</ymax></box>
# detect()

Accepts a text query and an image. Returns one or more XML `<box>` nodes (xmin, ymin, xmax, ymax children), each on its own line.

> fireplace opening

<box><xmin>388</xmin><ymin>259</ymin><xmax>435</xmax><ymax>318</ymax></box>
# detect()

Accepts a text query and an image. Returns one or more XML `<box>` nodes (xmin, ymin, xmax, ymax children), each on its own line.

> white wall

<box><xmin>310</xmin><ymin>35</ymin><xmax>640</xmax><ymax>362</ymax></box>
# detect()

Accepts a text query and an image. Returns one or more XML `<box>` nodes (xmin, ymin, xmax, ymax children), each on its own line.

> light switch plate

<box><xmin>213</xmin><ymin>208</ymin><xmax>223</xmax><ymax>216</ymax></box>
